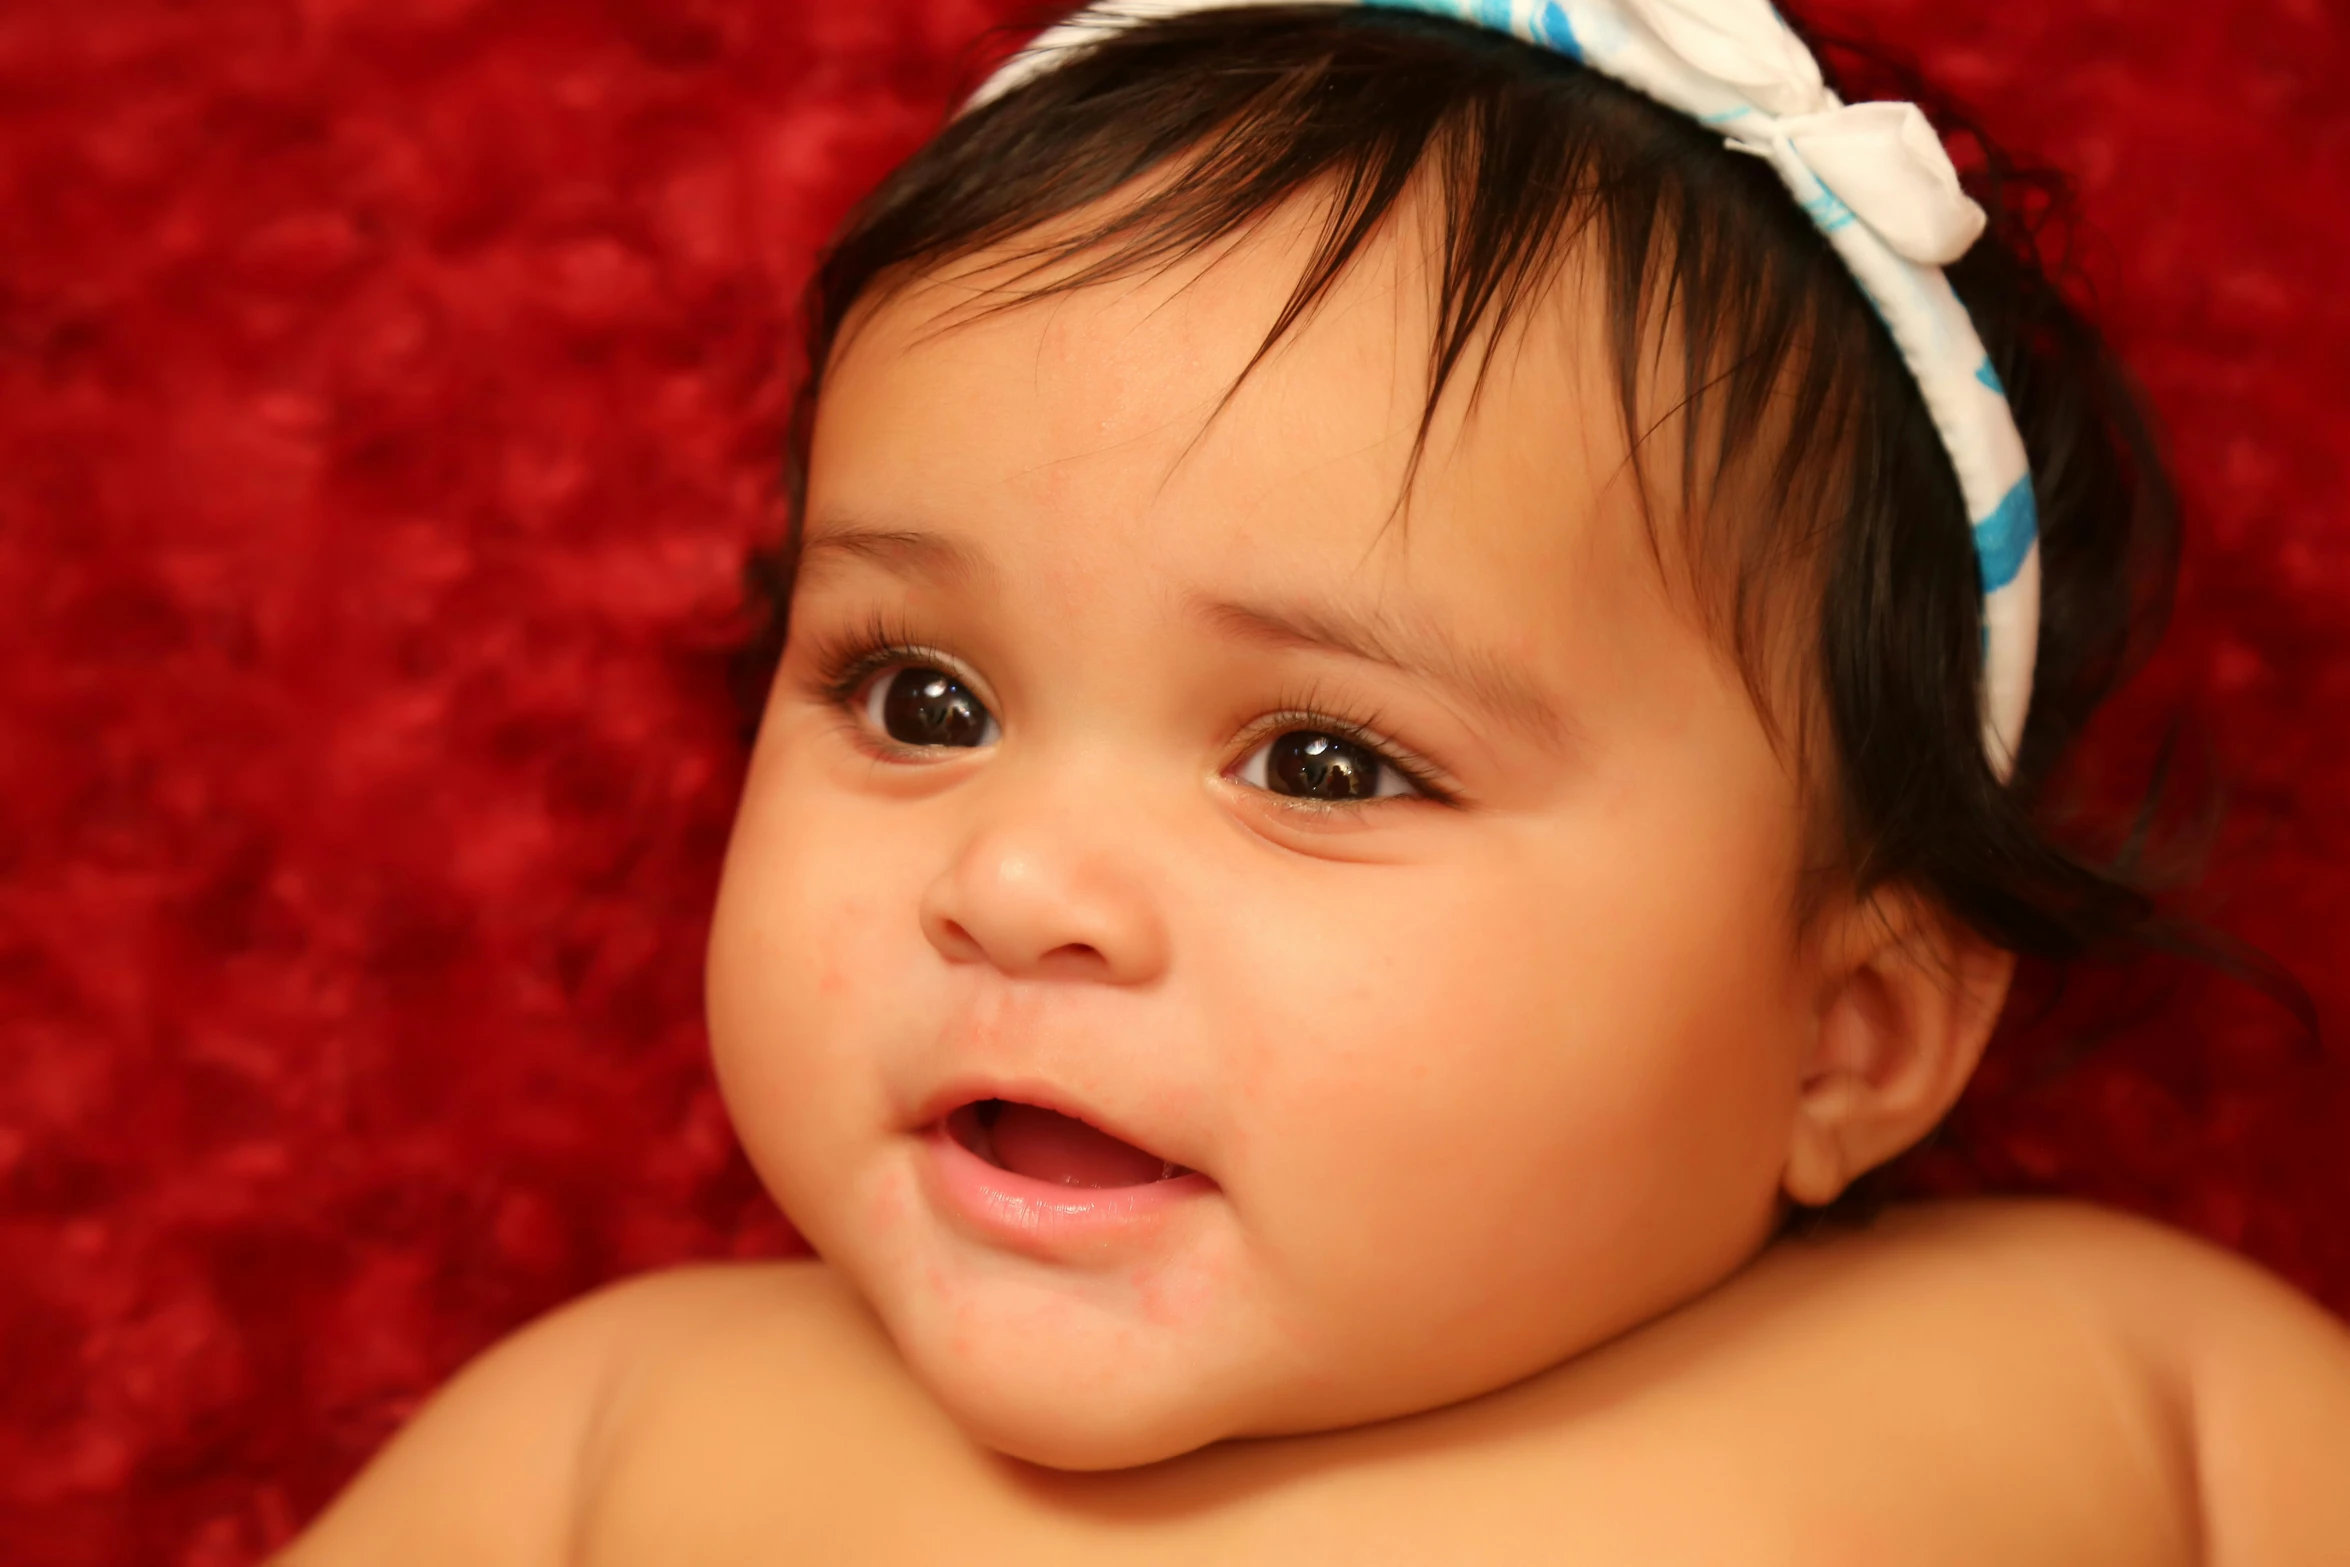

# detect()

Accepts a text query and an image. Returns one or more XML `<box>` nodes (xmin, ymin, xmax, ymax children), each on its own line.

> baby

<box><xmin>286</xmin><ymin>1</ymin><xmax>2350</xmax><ymax>1561</ymax></box>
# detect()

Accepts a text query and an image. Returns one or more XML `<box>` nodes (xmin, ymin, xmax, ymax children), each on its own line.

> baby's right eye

<box><xmin>862</xmin><ymin>665</ymin><xmax>998</xmax><ymax>750</ymax></box>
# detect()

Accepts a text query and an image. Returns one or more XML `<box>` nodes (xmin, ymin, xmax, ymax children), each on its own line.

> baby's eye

<box><xmin>1233</xmin><ymin>729</ymin><xmax>1418</xmax><ymax>803</ymax></box>
<box><xmin>863</xmin><ymin>665</ymin><xmax>998</xmax><ymax>750</ymax></box>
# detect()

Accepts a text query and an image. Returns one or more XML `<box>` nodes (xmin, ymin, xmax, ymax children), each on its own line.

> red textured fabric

<box><xmin>1</xmin><ymin>1</ymin><xmax>2344</xmax><ymax>1561</ymax></box>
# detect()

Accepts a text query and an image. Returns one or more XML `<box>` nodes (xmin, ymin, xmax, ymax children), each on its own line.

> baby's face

<box><xmin>709</xmin><ymin>209</ymin><xmax>1822</xmax><ymax>1467</ymax></box>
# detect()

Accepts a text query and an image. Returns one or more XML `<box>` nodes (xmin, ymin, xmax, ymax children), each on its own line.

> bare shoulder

<box><xmin>1971</xmin><ymin>1200</ymin><xmax>2350</xmax><ymax>1567</ymax></box>
<box><xmin>1791</xmin><ymin>1197</ymin><xmax>2350</xmax><ymax>1382</ymax></box>
<box><xmin>1744</xmin><ymin>1199</ymin><xmax>2350</xmax><ymax>1567</ymax></box>
<box><xmin>281</xmin><ymin>1259</ymin><xmax>865</xmax><ymax>1567</ymax></box>
<box><xmin>1820</xmin><ymin>1193</ymin><xmax>2334</xmax><ymax>1285</ymax></box>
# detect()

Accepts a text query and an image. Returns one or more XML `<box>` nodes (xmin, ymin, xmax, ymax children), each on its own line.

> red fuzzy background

<box><xmin>1</xmin><ymin>0</ymin><xmax>2345</xmax><ymax>1560</ymax></box>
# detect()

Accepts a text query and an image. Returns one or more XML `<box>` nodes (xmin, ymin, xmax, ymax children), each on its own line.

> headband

<box><xmin>971</xmin><ymin>0</ymin><xmax>2042</xmax><ymax>779</ymax></box>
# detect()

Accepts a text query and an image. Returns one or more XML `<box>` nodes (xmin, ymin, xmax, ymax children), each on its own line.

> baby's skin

<box><xmin>291</xmin><ymin>1207</ymin><xmax>2348</xmax><ymax>1563</ymax></box>
<box><xmin>287</xmin><ymin>192</ymin><xmax>2350</xmax><ymax>1563</ymax></box>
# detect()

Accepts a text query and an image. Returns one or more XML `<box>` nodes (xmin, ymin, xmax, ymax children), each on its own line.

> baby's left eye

<box><xmin>1233</xmin><ymin>729</ymin><xmax>1419</xmax><ymax>803</ymax></box>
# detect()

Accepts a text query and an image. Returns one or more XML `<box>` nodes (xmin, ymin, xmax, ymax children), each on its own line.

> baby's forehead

<box><xmin>817</xmin><ymin>194</ymin><xmax>1665</xmax><ymax>608</ymax></box>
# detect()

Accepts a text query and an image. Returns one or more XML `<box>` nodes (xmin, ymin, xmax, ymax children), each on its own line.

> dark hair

<box><xmin>742</xmin><ymin>7</ymin><xmax>2308</xmax><ymax>1103</ymax></box>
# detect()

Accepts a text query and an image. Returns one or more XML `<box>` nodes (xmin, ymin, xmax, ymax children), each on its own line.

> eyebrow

<box><xmin>795</xmin><ymin>521</ymin><xmax>1573</xmax><ymax>748</ymax></box>
<box><xmin>796</xmin><ymin>521</ymin><xmax>987</xmax><ymax>586</ymax></box>
<box><xmin>1196</xmin><ymin>595</ymin><xmax>1575</xmax><ymax>750</ymax></box>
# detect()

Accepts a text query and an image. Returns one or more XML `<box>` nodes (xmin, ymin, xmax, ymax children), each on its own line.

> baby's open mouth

<box><xmin>945</xmin><ymin>1099</ymin><xmax>1193</xmax><ymax>1188</ymax></box>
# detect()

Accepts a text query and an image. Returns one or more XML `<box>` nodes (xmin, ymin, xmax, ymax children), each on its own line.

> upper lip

<box><xmin>911</xmin><ymin>1077</ymin><xmax>1196</xmax><ymax>1175</ymax></box>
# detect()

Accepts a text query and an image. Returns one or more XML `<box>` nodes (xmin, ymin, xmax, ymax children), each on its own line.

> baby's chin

<box><xmin>916</xmin><ymin>1343</ymin><xmax>1237</xmax><ymax>1470</ymax></box>
<box><xmin>836</xmin><ymin>1230</ymin><xmax>1300</xmax><ymax>1470</ymax></box>
<box><xmin>881</xmin><ymin>1285</ymin><xmax>1263</xmax><ymax>1469</ymax></box>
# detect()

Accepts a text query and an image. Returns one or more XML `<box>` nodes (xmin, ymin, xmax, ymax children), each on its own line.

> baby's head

<box><xmin>707</xmin><ymin>4</ymin><xmax>2174</xmax><ymax>1468</ymax></box>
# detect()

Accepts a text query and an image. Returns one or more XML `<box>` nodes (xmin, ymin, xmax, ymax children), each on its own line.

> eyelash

<box><xmin>799</xmin><ymin>618</ymin><xmax>1457</xmax><ymax>806</ymax></box>
<box><xmin>804</xmin><ymin>611</ymin><xmax>964</xmax><ymax>713</ymax></box>
<box><xmin>1234</xmin><ymin>694</ymin><xmax>1457</xmax><ymax>807</ymax></box>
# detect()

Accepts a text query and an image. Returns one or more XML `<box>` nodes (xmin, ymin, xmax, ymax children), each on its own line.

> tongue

<box><xmin>988</xmin><ymin>1103</ymin><xmax>1173</xmax><ymax>1188</ymax></box>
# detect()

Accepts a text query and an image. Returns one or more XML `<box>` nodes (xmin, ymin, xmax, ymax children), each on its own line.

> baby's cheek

<box><xmin>1206</xmin><ymin>868</ymin><xmax>1555</xmax><ymax>1254</ymax></box>
<box><xmin>708</xmin><ymin>787</ymin><xmax>911</xmax><ymax>1193</ymax></box>
<box><xmin>1203</xmin><ymin>829</ymin><xmax>1791</xmax><ymax>1382</ymax></box>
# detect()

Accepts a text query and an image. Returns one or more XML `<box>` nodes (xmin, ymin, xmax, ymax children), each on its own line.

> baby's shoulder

<box><xmin>280</xmin><ymin>1258</ymin><xmax>907</xmax><ymax>1565</ymax></box>
<box><xmin>1744</xmin><ymin>1196</ymin><xmax>2311</xmax><ymax>1331</ymax></box>
<box><xmin>1766</xmin><ymin>1196</ymin><xmax>2350</xmax><ymax>1380</ymax></box>
<box><xmin>1727</xmin><ymin>1199</ymin><xmax>2350</xmax><ymax>1564</ymax></box>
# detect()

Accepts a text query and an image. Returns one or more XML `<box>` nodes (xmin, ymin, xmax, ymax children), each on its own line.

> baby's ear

<box><xmin>1780</xmin><ymin>891</ymin><xmax>2015</xmax><ymax>1207</ymax></box>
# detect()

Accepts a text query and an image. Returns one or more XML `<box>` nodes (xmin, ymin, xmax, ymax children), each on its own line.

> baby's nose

<box><xmin>918</xmin><ymin>820</ymin><xmax>1170</xmax><ymax>986</ymax></box>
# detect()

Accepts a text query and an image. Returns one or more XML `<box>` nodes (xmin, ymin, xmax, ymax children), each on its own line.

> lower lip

<box><xmin>920</xmin><ymin>1121</ymin><xmax>1218</xmax><ymax>1256</ymax></box>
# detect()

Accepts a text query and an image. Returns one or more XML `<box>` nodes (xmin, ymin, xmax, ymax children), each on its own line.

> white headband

<box><xmin>971</xmin><ymin>0</ymin><xmax>2042</xmax><ymax>779</ymax></box>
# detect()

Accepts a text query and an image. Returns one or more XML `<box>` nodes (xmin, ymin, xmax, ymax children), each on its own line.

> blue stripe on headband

<box><xmin>1974</xmin><ymin>477</ymin><xmax>2037</xmax><ymax>595</ymax></box>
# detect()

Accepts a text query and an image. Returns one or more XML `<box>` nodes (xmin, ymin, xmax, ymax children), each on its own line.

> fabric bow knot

<box><xmin>1624</xmin><ymin>0</ymin><xmax>1987</xmax><ymax>264</ymax></box>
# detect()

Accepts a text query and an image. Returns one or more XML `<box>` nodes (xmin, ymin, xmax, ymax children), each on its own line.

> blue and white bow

<box><xmin>973</xmin><ymin>0</ymin><xmax>2041</xmax><ymax>778</ymax></box>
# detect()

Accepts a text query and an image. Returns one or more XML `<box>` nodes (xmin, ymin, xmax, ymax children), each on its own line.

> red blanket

<box><xmin>3</xmin><ymin>1</ymin><xmax>2344</xmax><ymax>1560</ymax></box>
